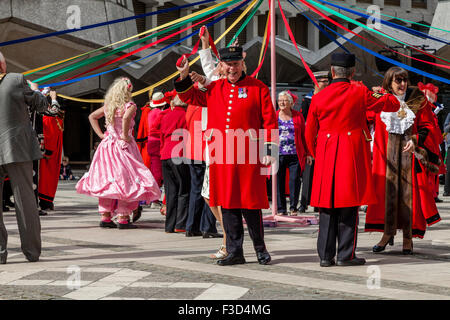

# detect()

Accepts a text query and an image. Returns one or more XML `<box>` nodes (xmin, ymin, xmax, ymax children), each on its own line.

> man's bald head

<box><xmin>0</xmin><ymin>51</ymin><xmax>6</xmax><ymax>73</ymax></box>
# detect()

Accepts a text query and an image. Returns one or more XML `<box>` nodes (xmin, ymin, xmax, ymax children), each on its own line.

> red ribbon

<box><xmin>297</xmin><ymin>0</ymin><xmax>450</xmax><ymax>68</ymax></box>
<box><xmin>418</xmin><ymin>82</ymin><xmax>439</xmax><ymax>94</ymax></box>
<box><xmin>176</xmin><ymin>25</ymin><xmax>220</xmax><ymax>68</ymax></box>
<box><xmin>64</xmin><ymin>9</ymin><xmax>225</xmax><ymax>82</ymax></box>
<box><xmin>250</xmin><ymin>9</ymin><xmax>270</xmax><ymax>78</ymax></box>
<box><xmin>279</xmin><ymin>0</ymin><xmax>318</xmax><ymax>87</ymax></box>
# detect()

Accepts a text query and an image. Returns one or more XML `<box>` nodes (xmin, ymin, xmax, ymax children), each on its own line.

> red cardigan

<box><xmin>151</xmin><ymin>106</ymin><xmax>187</xmax><ymax>160</ymax></box>
<box><xmin>276</xmin><ymin>109</ymin><xmax>308</xmax><ymax>171</ymax></box>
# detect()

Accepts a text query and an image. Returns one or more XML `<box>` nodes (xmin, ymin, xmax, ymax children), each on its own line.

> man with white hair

<box><xmin>0</xmin><ymin>51</ymin><xmax>50</xmax><ymax>264</ymax></box>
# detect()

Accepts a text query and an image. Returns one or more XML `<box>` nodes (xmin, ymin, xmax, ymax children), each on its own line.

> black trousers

<box><xmin>445</xmin><ymin>147</ymin><xmax>450</xmax><ymax>194</ymax></box>
<box><xmin>186</xmin><ymin>162</ymin><xmax>216</xmax><ymax>233</ymax></box>
<box><xmin>222</xmin><ymin>208</ymin><xmax>266</xmax><ymax>256</ymax></box>
<box><xmin>277</xmin><ymin>154</ymin><xmax>301</xmax><ymax>213</ymax></box>
<box><xmin>317</xmin><ymin>207</ymin><xmax>359</xmax><ymax>262</ymax></box>
<box><xmin>300</xmin><ymin>161</ymin><xmax>314</xmax><ymax>208</ymax></box>
<box><xmin>162</xmin><ymin>158</ymin><xmax>190</xmax><ymax>232</ymax></box>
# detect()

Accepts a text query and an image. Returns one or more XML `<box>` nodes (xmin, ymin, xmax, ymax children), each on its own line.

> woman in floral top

<box><xmin>276</xmin><ymin>91</ymin><xmax>312</xmax><ymax>215</ymax></box>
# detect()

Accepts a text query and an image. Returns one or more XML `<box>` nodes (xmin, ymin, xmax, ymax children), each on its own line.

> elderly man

<box><xmin>305</xmin><ymin>52</ymin><xmax>400</xmax><ymax>267</ymax></box>
<box><xmin>0</xmin><ymin>51</ymin><xmax>50</xmax><ymax>264</ymax></box>
<box><xmin>174</xmin><ymin>47</ymin><xmax>278</xmax><ymax>266</ymax></box>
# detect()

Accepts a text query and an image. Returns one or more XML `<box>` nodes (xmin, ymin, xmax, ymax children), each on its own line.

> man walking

<box><xmin>175</xmin><ymin>47</ymin><xmax>278</xmax><ymax>266</ymax></box>
<box><xmin>305</xmin><ymin>53</ymin><xmax>400</xmax><ymax>267</ymax></box>
<box><xmin>0</xmin><ymin>51</ymin><xmax>50</xmax><ymax>264</ymax></box>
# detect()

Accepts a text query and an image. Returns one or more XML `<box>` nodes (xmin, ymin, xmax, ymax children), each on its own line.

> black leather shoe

<box><xmin>443</xmin><ymin>192</ymin><xmax>450</xmax><ymax>197</ymax></box>
<box><xmin>0</xmin><ymin>250</ymin><xmax>7</xmax><ymax>264</ymax></box>
<box><xmin>299</xmin><ymin>205</ymin><xmax>306</xmax><ymax>213</ymax></box>
<box><xmin>217</xmin><ymin>253</ymin><xmax>246</xmax><ymax>266</ymax></box>
<box><xmin>337</xmin><ymin>257</ymin><xmax>366</xmax><ymax>266</ymax></box>
<box><xmin>203</xmin><ymin>232</ymin><xmax>223</xmax><ymax>238</ymax></box>
<box><xmin>2</xmin><ymin>205</ymin><xmax>9</xmax><ymax>212</ymax></box>
<box><xmin>118</xmin><ymin>222</ymin><xmax>138</xmax><ymax>229</ymax></box>
<box><xmin>372</xmin><ymin>236</ymin><xmax>394</xmax><ymax>253</ymax></box>
<box><xmin>186</xmin><ymin>231</ymin><xmax>203</xmax><ymax>237</ymax></box>
<box><xmin>38</xmin><ymin>210</ymin><xmax>48</xmax><ymax>216</ymax></box>
<box><xmin>4</xmin><ymin>200</ymin><xmax>14</xmax><ymax>208</ymax></box>
<box><xmin>320</xmin><ymin>259</ymin><xmax>335</xmax><ymax>267</ymax></box>
<box><xmin>435</xmin><ymin>197</ymin><xmax>443</xmax><ymax>203</ymax></box>
<box><xmin>256</xmin><ymin>250</ymin><xmax>271</xmax><ymax>265</ymax></box>
<box><xmin>99</xmin><ymin>221</ymin><xmax>117</xmax><ymax>228</ymax></box>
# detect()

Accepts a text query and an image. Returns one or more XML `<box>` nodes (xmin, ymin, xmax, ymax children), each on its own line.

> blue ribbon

<box><xmin>286</xmin><ymin>0</ymin><xmax>384</xmax><ymax>78</ymax></box>
<box><xmin>38</xmin><ymin>0</ymin><xmax>251</xmax><ymax>89</ymax></box>
<box><xmin>0</xmin><ymin>0</ymin><xmax>217</xmax><ymax>47</ymax></box>
<box><xmin>315</xmin><ymin>0</ymin><xmax>450</xmax><ymax>45</ymax></box>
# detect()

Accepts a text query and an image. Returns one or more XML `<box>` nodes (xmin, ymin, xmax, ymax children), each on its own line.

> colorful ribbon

<box><xmin>1</xmin><ymin>0</ymin><xmax>218</xmax><ymax>48</ymax></box>
<box><xmin>278</xmin><ymin>0</ymin><xmax>318</xmax><ymax>87</ymax></box>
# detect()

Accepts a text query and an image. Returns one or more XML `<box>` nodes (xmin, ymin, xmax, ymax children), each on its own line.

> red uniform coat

<box><xmin>136</xmin><ymin>105</ymin><xmax>151</xmax><ymax>168</ymax></box>
<box><xmin>305</xmin><ymin>79</ymin><xmax>400</xmax><ymax>209</ymax></box>
<box><xmin>38</xmin><ymin>115</ymin><xmax>64</xmax><ymax>204</ymax></box>
<box><xmin>185</xmin><ymin>105</ymin><xmax>207</xmax><ymax>162</ymax></box>
<box><xmin>175</xmin><ymin>74</ymin><xmax>278</xmax><ymax>209</ymax></box>
<box><xmin>365</xmin><ymin>93</ymin><xmax>441</xmax><ymax>238</ymax></box>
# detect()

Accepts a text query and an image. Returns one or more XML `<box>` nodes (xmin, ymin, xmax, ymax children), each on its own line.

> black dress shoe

<box><xmin>320</xmin><ymin>259</ymin><xmax>335</xmax><ymax>267</ymax></box>
<box><xmin>337</xmin><ymin>257</ymin><xmax>366</xmax><ymax>266</ymax></box>
<box><xmin>299</xmin><ymin>205</ymin><xmax>306</xmax><ymax>213</ymax></box>
<box><xmin>118</xmin><ymin>222</ymin><xmax>138</xmax><ymax>229</ymax></box>
<box><xmin>5</xmin><ymin>200</ymin><xmax>15</xmax><ymax>208</ymax></box>
<box><xmin>435</xmin><ymin>197</ymin><xmax>443</xmax><ymax>203</ymax></box>
<box><xmin>186</xmin><ymin>231</ymin><xmax>203</xmax><ymax>237</ymax></box>
<box><xmin>0</xmin><ymin>250</ymin><xmax>7</xmax><ymax>264</ymax></box>
<box><xmin>372</xmin><ymin>236</ymin><xmax>394</xmax><ymax>253</ymax></box>
<box><xmin>217</xmin><ymin>253</ymin><xmax>246</xmax><ymax>266</ymax></box>
<box><xmin>256</xmin><ymin>250</ymin><xmax>271</xmax><ymax>265</ymax></box>
<box><xmin>202</xmin><ymin>232</ymin><xmax>223</xmax><ymax>238</ymax></box>
<box><xmin>38</xmin><ymin>210</ymin><xmax>48</xmax><ymax>216</ymax></box>
<box><xmin>2</xmin><ymin>205</ymin><xmax>9</xmax><ymax>212</ymax></box>
<box><xmin>99</xmin><ymin>220</ymin><xmax>117</xmax><ymax>228</ymax></box>
<box><xmin>443</xmin><ymin>192</ymin><xmax>450</xmax><ymax>197</ymax></box>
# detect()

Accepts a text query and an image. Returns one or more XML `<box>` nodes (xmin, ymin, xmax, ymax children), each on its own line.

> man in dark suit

<box><xmin>0</xmin><ymin>51</ymin><xmax>50</xmax><ymax>264</ymax></box>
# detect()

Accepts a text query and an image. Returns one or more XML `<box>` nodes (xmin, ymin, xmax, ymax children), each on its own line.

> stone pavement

<box><xmin>1</xmin><ymin>180</ymin><xmax>450</xmax><ymax>300</ymax></box>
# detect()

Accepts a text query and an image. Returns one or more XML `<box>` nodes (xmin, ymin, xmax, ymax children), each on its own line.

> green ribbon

<box><xmin>34</xmin><ymin>0</ymin><xmax>243</xmax><ymax>84</ymax></box>
<box><xmin>227</xmin><ymin>0</ymin><xmax>263</xmax><ymax>47</ymax></box>
<box><xmin>304</xmin><ymin>0</ymin><xmax>450</xmax><ymax>63</ymax></box>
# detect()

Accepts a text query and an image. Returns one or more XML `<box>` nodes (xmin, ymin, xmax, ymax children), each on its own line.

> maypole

<box><xmin>270</xmin><ymin>0</ymin><xmax>278</xmax><ymax>218</ymax></box>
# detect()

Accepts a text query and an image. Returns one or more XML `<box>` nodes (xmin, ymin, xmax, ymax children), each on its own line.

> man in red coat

<box><xmin>305</xmin><ymin>53</ymin><xmax>400</xmax><ymax>267</ymax></box>
<box><xmin>175</xmin><ymin>47</ymin><xmax>278</xmax><ymax>266</ymax></box>
<box><xmin>38</xmin><ymin>91</ymin><xmax>64</xmax><ymax>211</ymax></box>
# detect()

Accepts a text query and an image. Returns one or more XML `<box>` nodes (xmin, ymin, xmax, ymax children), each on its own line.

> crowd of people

<box><xmin>0</xmin><ymin>25</ymin><xmax>446</xmax><ymax>267</ymax></box>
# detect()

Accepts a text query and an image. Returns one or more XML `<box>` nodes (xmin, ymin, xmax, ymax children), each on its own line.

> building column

<box><xmin>181</xmin><ymin>8</ymin><xmax>192</xmax><ymax>47</ymax></box>
<box><xmin>214</xmin><ymin>18</ymin><xmax>226</xmax><ymax>48</ymax></box>
<box><xmin>307</xmin><ymin>20</ymin><xmax>319</xmax><ymax>51</ymax></box>
<box><xmin>373</xmin><ymin>0</ymin><xmax>384</xmax><ymax>7</ymax></box>
<box><xmin>145</xmin><ymin>4</ymin><xmax>158</xmax><ymax>41</ymax></box>
<box><xmin>246</xmin><ymin>12</ymin><xmax>259</xmax><ymax>41</ymax></box>
<box><xmin>277</xmin><ymin>15</ymin><xmax>289</xmax><ymax>40</ymax></box>
<box><xmin>400</xmin><ymin>0</ymin><xmax>412</xmax><ymax>11</ymax></box>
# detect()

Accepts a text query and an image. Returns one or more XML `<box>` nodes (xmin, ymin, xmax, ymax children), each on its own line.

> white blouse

<box><xmin>380</xmin><ymin>93</ymin><xmax>415</xmax><ymax>134</ymax></box>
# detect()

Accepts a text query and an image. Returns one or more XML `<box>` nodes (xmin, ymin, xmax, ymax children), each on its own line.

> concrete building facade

<box><xmin>0</xmin><ymin>0</ymin><xmax>448</xmax><ymax>163</ymax></box>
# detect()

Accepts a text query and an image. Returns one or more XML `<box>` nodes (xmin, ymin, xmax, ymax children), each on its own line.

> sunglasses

<box><xmin>393</xmin><ymin>77</ymin><xmax>408</xmax><ymax>84</ymax></box>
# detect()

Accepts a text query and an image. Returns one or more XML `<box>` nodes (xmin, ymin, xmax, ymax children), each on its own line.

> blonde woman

<box><xmin>76</xmin><ymin>77</ymin><xmax>161</xmax><ymax>229</ymax></box>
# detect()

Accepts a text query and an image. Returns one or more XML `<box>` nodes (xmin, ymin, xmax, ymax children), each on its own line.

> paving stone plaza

<box><xmin>1</xmin><ymin>179</ymin><xmax>450</xmax><ymax>301</ymax></box>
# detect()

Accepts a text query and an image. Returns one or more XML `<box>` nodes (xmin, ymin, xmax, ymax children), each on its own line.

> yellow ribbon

<box><xmin>23</xmin><ymin>0</ymin><xmax>234</xmax><ymax>76</ymax></box>
<box><xmin>57</xmin><ymin>0</ymin><xmax>258</xmax><ymax>104</ymax></box>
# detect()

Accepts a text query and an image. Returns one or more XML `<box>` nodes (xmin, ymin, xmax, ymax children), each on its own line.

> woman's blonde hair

<box><xmin>104</xmin><ymin>77</ymin><xmax>133</xmax><ymax>125</ymax></box>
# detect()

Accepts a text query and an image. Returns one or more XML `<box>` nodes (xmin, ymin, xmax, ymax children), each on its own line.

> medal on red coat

<box><xmin>238</xmin><ymin>87</ymin><xmax>247</xmax><ymax>98</ymax></box>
